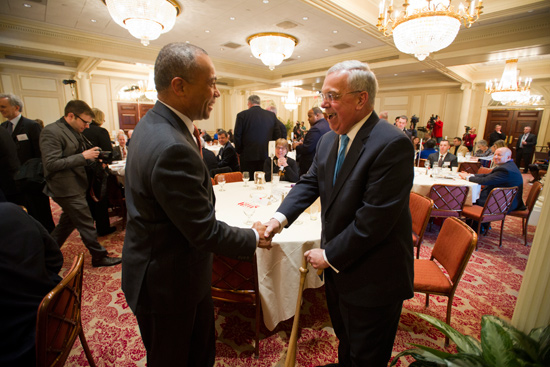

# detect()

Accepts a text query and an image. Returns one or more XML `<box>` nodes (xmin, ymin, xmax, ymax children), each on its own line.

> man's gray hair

<box><xmin>312</xmin><ymin>107</ymin><xmax>323</xmax><ymax>115</ymax></box>
<box><xmin>327</xmin><ymin>60</ymin><xmax>378</xmax><ymax>108</ymax></box>
<box><xmin>154</xmin><ymin>43</ymin><xmax>208</xmax><ymax>92</ymax></box>
<box><xmin>477</xmin><ymin>139</ymin><xmax>488</xmax><ymax>147</ymax></box>
<box><xmin>248</xmin><ymin>95</ymin><xmax>261</xmax><ymax>105</ymax></box>
<box><xmin>0</xmin><ymin>93</ymin><xmax>23</xmax><ymax>111</ymax></box>
<box><xmin>267</xmin><ymin>105</ymin><xmax>277</xmax><ymax>114</ymax></box>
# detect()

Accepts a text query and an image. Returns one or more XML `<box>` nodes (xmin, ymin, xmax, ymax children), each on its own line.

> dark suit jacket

<box><xmin>1</xmin><ymin>115</ymin><xmax>42</xmax><ymax>164</ymax></box>
<box><xmin>202</xmin><ymin>147</ymin><xmax>218</xmax><ymax>171</ymax></box>
<box><xmin>277</xmin><ymin>112</ymin><xmax>414</xmax><ymax>307</ymax></box>
<box><xmin>468</xmin><ymin>160</ymin><xmax>525</xmax><ymax>211</ymax></box>
<box><xmin>489</xmin><ymin>131</ymin><xmax>506</xmax><ymax>146</ymax></box>
<box><xmin>0</xmin><ymin>202</ymin><xmax>62</xmax><ymax>366</ymax></box>
<box><xmin>516</xmin><ymin>133</ymin><xmax>537</xmax><ymax>154</ymax></box>
<box><xmin>263</xmin><ymin>156</ymin><xmax>299</xmax><ymax>182</ymax></box>
<box><xmin>82</xmin><ymin>122</ymin><xmax>113</xmax><ymax>152</ymax></box>
<box><xmin>277</xmin><ymin>119</ymin><xmax>287</xmax><ymax>139</ymax></box>
<box><xmin>296</xmin><ymin>118</ymin><xmax>330</xmax><ymax>176</ymax></box>
<box><xmin>234</xmin><ymin>105</ymin><xmax>280</xmax><ymax>162</ymax></box>
<box><xmin>122</xmin><ymin>101</ymin><xmax>256</xmax><ymax>314</ymax></box>
<box><xmin>0</xmin><ymin>127</ymin><xmax>20</xmax><ymax>199</ymax></box>
<box><xmin>217</xmin><ymin>142</ymin><xmax>239</xmax><ymax>171</ymax></box>
<box><xmin>427</xmin><ymin>152</ymin><xmax>458</xmax><ymax>168</ymax></box>
<box><xmin>40</xmin><ymin>118</ymin><xmax>90</xmax><ymax>198</ymax></box>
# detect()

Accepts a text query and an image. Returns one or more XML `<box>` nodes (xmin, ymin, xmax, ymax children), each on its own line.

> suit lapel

<box><xmin>56</xmin><ymin>120</ymin><xmax>81</xmax><ymax>151</ymax></box>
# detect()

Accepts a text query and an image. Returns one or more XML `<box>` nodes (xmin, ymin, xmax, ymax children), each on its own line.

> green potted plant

<box><xmin>391</xmin><ymin>313</ymin><xmax>550</xmax><ymax>366</ymax></box>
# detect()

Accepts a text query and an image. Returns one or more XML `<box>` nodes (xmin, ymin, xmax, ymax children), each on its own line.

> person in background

<box><xmin>463</xmin><ymin>126</ymin><xmax>477</xmax><ymax>152</ymax></box>
<box><xmin>35</xmin><ymin>118</ymin><xmax>45</xmax><ymax>128</ymax></box>
<box><xmin>267</xmin><ymin>105</ymin><xmax>288</xmax><ymax>139</ymax></box>
<box><xmin>227</xmin><ymin>128</ymin><xmax>234</xmax><ymax>143</ymax></box>
<box><xmin>516</xmin><ymin>126</ymin><xmax>537</xmax><ymax>173</ymax></box>
<box><xmin>126</xmin><ymin>129</ymin><xmax>134</xmax><ymax>146</ymax></box>
<box><xmin>394</xmin><ymin>115</ymin><xmax>412</xmax><ymax>139</ymax></box>
<box><xmin>216</xmin><ymin>130</ymin><xmax>239</xmax><ymax>172</ymax></box>
<box><xmin>293</xmin><ymin>121</ymin><xmax>303</xmax><ymax>141</ymax></box>
<box><xmin>412</xmin><ymin>136</ymin><xmax>420</xmax><ymax>150</ymax></box>
<box><xmin>0</xmin><ymin>127</ymin><xmax>20</xmax><ymax>203</ymax></box>
<box><xmin>475</xmin><ymin>139</ymin><xmax>492</xmax><ymax>157</ymax></box>
<box><xmin>432</xmin><ymin>115</ymin><xmax>443</xmax><ymax>143</ymax></box>
<box><xmin>490</xmin><ymin>139</ymin><xmax>507</xmax><ymax>154</ymax></box>
<box><xmin>264</xmin><ymin>138</ymin><xmax>299</xmax><ymax>182</ymax></box>
<box><xmin>450</xmin><ymin>136</ymin><xmax>469</xmax><ymax>157</ymax></box>
<box><xmin>489</xmin><ymin>124</ymin><xmax>506</xmax><ymax>146</ymax></box>
<box><xmin>420</xmin><ymin>139</ymin><xmax>437</xmax><ymax>159</ymax></box>
<box><xmin>528</xmin><ymin>142</ymin><xmax>550</xmax><ymax>183</ymax></box>
<box><xmin>378</xmin><ymin>111</ymin><xmax>388</xmax><ymax>120</ymax></box>
<box><xmin>428</xmin><ymin>139</ymin><xmax>458</xmax><ymax>168</ymax></box>
<box><xmin>294</xmin><ymin>107</ymin><xmax>331</xmax><ymax>176</ymax></box>
<box><xmin>113</xmin><ymin>131</ymin><xmax>128</xmax><ymax>160</ymax></box>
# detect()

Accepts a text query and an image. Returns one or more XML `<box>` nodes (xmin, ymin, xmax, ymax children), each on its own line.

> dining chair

<box><xmin>409</xmin><ymin>192</ymin><xmax>434</xmax><ymax>259</ymax></box>
<box><xmin>477</xmin><ymin>167</ymin><xmax>492</xmax><ymax>174</ymax></box>
<box><xmin>461</xmin><ymin>186</ymin><xmax>518</xmax><ymax>249</ymax></box>
<box><xmin>215</xmin><ymin>171</ymin><xmax>243</xmax><ymax>184</ymax></box>
<box><xmin>211</xmin><ymin>177</ymin><xmax>216</xmax><ymax>186</ymax></box>
<box><xmin>428</xmin><ymin>185</ymin><xmax>469</xmax><ymax>230</ymax></box>
<box><xmin>507</xmin><ymin>181</ymin><xmax>542</xmax><ymax>246</ymax></box>
<box><xmin>414</xmin><ymin>217</ymin><xmax>477</xmax><ymax>346</ymax></box>
<box><xmin>458</xmin><ymin>162</ymin><xmax>481</xmax><ymax>174</ymax></box>
<box><xmin>36</xmin><ymin>253</ymin><xmax>96</xmax><ymax>367</ymax></box>
<box><xmin>211</xmin><ymin>254</ymin><xmax>261</xmax><ymax>357</ymax></box>
<box><xmin>418</xmin><ymin>158</ymin><xmax>427</xmax><ymax>168</ymax></box>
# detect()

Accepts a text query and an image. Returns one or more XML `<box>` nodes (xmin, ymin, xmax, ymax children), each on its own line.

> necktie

<box><xmin>333</xmin><ymin>134</ymin><xmax>349</xmax><ymax>185</ymax></box>
<box><xmin>6</xmin><ymin>121</ymin><xmax>13</xmax><ymax>135</ymax></box>
<box><xmin>192</xmin><ymin>124</ymin><xmax>203</xmax><ymax>157</ymax></box>
<box><xmin>438</xmin><ymin>155</ymin><xmax>444</xmax><ymax>167</ymax></box>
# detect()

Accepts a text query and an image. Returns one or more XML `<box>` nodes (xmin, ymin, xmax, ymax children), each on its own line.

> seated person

<box><xmin>419</xmin><ymin>139</ymin><xmax>437</xmax><ymax>159</ymax></box>
<box><xmin>490</xmin><ymin>139</ymin><xmax>507</xmax><ymax>154</ymax></box>
<box><xmin>216</xmin><ymin>130</ymin><xmax>239</xmax><ymax>172</ymax></box>
<box><xmin>0</xmin><ymin>202</ymin><xmax>63</xmax><ymax>366</ymax></box>
<box><xmin>113</xmin><ymin>132</ymin><xmax>128</xmax><ymax>160</ymax></box>
<box><xmin>428</xmin><ymin>139</ymin><xmax>458</xmax><ymax>168</ymax></box>
<box><xmin>475</xmin><ymin>139</ymin><xmax>492</xmax><ymax>157</ymax></box>
<box><xmin>202</xmin><ymin>147</ymin><xmax>218</xmax><ymax>172</ymax></box>
<box><xmin>264</xmin><ymin>138</ymin><xmax>299</xmax><ymax>182</ymax></box>
<box><xmin>450</xmin><ymin>137</ymin><xmax>469</xmax><ymax>157</ymax></box>
<box><xmin>528</xmin><ymin>142</ymin><xmax>550</xmax><ymax>182</ymax></box>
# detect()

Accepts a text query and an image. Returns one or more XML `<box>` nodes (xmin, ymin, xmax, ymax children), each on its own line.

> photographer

<box><xmin>408</xmin><ymin>115</ymin><xmax>419</xmax><ymax>138</ymax></box>
<box><xmin>429</xmin><ymin>115</ymin><xmax>444</xmax><ymax>143</ymax></box>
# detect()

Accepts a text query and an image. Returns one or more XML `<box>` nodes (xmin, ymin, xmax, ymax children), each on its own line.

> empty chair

<box><xmin>409</xmin><ymin>192</ymin><xmax>434</xmax><ymax>259</ymax></box>
<box><xmin>458</xmin><ymin>162</ymin><xmax>481</xmax><ymax>174</ymax></box>
<box><xmin>413</xmin><ymin>217</ymin><xmax>477</xmax><ymax>345</ymax></box>
<box><xmin>36</xmin><ymin>253</ymin><xmax>96</xmax><ymax>367</ymax></box>
<box><xmin>428</xmin><ymin>185</ymin><xmax>469</xmax><ymax>230</ymax></box>
<box><xmin>461</xmin><ymin>187</ymin><xmax>518</xmax><ymax>249</ymax></box>
<box><xmin>507</xmin><ymin>181</ymin><xmax>542</xmax><ymax>246</ymax></box>
<box><xmin>215</xmin><ymin>171</ymin><xmax>243</xmax><ymax>184</ymax></box>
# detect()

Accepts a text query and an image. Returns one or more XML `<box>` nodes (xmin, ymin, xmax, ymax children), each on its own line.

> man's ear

<box><xmin>171</xmin><ymin>77</ymin><xmax>186</xmax><ymax>96</ymax></box>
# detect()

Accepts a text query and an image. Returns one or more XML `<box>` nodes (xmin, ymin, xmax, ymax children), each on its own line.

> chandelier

<box><xmin>118</xmin><ymin>72</ymin><xmax>157</xmax><ymax>101</ymax></box>
<box><xmin>485</xmin><ymin>59</ymin><xmax>532</xmax><ymax>104</ymax></box>
<box><xmin>377</xmin><ymin>0</ymin><xmax>483</xmax><ymax>61</ymax></box>
<box><xmin>247</xmin><ymin>32</ymin><xmax>298</xmax><ymax>70</ymax></box>
<box><xmin>282</xmin><ymin>87</ymin><xmax>301</xmax><ymax>111</ymax></box>
<box><xmin>104</xmin><ymin>0</ymin><xmax>182</xmax><ymax>46</ymax></box>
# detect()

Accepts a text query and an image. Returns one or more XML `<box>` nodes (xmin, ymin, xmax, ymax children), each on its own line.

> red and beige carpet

<box><xmin>56</xmin><ymin>179</ymin><xmax>535</xmax><ymax>366</ymax></box>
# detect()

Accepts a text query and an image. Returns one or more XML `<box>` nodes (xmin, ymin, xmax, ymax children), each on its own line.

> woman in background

<box><xmin>264</xmin><ymin>138</ymin><xmax>299</xmax><ymax>182</ymax></box>
<box><xmin>463</xmin><ymin>126</ymin><xmax>477</xmax><ymax>152</ymax></box>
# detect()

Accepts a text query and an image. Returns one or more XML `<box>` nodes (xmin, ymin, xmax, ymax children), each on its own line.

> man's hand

<box><xmin>304</xmin><ymin>249</ymin><xmax>329</xmax><ymax>270</ymax></box>
<box><xmin>253</xmin><ymin>221</ymin><xmax>272</xmax><ymax>249</ymax></box>
<box><xmin>83</xmin><ymin>147</ymin><xmax>100</xmax><ymax>160</ymax></box>
<box><xmin>263</xmin><ymin>218</ymin><xmax>282</xmax><ymax>241</ymax></box>
<box><xmin>277</xmin><ymin>157</ymin><xmax>288</xmax><ymax>167</ymax></box>
<box><xmin>458</xmin><ymin>172</ymin><xmax>470</xmax><ymax>180</ymax></box>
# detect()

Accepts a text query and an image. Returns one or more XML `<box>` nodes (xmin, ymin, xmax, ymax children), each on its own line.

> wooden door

<box><xmin>117</xmin><ymin>102</ymin><xmax>155</xmax><ymax>133</ymax></box>
<box><xmin>485</xmin><ymin>110</ymin><xmax>542</xmax><ymax>158</ymax></box>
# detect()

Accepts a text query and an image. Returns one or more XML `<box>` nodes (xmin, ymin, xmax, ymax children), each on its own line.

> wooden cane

<box><xmin>284</xmin><ymin>255</ymin><xmax>310</xmax><ymax>367</ymax></box>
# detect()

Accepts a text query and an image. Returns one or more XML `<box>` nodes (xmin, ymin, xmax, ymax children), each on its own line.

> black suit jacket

<box><xmin>217</xmin><ymin>142</ymin><xmax>239</xmax><ymax>171</ymax></box>
<box><xmin>489</xmin><ymin>131</ymin><xmax>506</xmax><ymax>146</ymax></box>
<box><xmin>516</xmin><ymin>133</ymin><xmax>537</xmax><ymax>154</ymax></box>
<box><xmin>0</xmin><ymin>127</ymin><xmax>20</xmax><ymax>199</ymax></box>
<box><xmin>296</xmin><ymin>118</ymin><xmax>330</xmax><ymax>175</ymax></box>
<box><xmin>263</xmin><ymin>156</ymin><xmax>299</xmax><ymax>182</ymax></box>
<box><xmin>277</xmin><ymin>112</ymin><xmax>414</xmax><ymax>307</ymax></box>
<box><xmin>82</xmin><ymin>122</ymin><xmax>113</xmax><ymax>152</ymax></box>
<box><xmin>234</xmin><ymin>105</ymin><xmax>280</xmax><ymax>162</ymax></box>
<box><xmin>468</xmin><ymin>160</ymin><xmax>525</xmax><ymax>211</ymax></box>
<box><xmin>122</xmin><ymin>102</ymin><xmax>256</xmax><ymax>314</ymax></box>
<box><xmin>427</xmin><ymin>152</ymin><xmax>458</xmax><ymax>168</ymax></box>
<box><xmin>1</xmin><ymin>115</ymin><xmax>42</xmax><ymax>164</ymax></box>
<box><xmin>277</xmin><ymin>119</ymin><xmax>287</xmax><ymax>139</ymax></box>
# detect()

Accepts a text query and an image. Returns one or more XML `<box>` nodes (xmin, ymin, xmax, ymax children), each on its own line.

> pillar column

<box><xmin>76</xmin><ymin>72</ymin><xmax>92</xmax><ymax>105</ymax></box>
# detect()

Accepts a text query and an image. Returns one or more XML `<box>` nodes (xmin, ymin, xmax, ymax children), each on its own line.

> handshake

<box><xmin>251</xmin><ymin>218</ymin><xmax>281</xmax><ymax>250</ymax></box>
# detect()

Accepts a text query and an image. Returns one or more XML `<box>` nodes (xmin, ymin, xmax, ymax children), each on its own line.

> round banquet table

<box><xmin>412</xmin><ymin>168</ymin><xmax>481</xmax><ymax>206</ymax></box>
<box><xmin>213</xmin><ymin>181</ymin><xmax>323</xmax><ymax>331</ymax></box>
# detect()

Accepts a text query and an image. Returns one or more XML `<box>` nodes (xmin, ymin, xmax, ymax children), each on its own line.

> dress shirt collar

<box><xmin>338</xmin><ymin>112</ymin><xmax>372</xmax><ymax>154</ymax></box>
<box><xmin>9</xmin><ymin>113</ymin><xmax>22</xmax><ymax>131</ymax></box>
<box><xmin>158</xmin><ymin>100</ymin><xmax>194</xmax><ymax>137</ymax></box>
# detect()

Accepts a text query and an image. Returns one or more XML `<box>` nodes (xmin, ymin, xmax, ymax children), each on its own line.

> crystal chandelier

<box><xmin>377</xmin><ymin>0</ymin><xmax>483</xmax><ymax>61</ymax></box>
<box><xmin>282</xmin><ymin>87</ymin><xmax>301</xmax><ymax>111</ymax></box>
<box><xmin>247</xmin><ymin>32</ymin><xmax>298</xmax><ymax>70</ymax></box>
<box><xmin>104</xmin><ymin>0</ymin><xmax>181</xmax><ymax>46</ymax></box>
<box><xmin>485</xmin><ymin>59</ymin><xmax>532</xmax><ymax>104</ymax></box>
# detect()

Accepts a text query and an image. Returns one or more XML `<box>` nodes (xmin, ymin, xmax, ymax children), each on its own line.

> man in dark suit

<box><xmin>0</xmin><ymin>93</ymin><xmax>55</xmax><ymax>232</ymax></box>
<box><xmin>0</xmin><ymin>127</ymin><xmax>20</xmax><ymax>202</ymax></box>
<box><xmin>395</xmin><ymin>115</ymin><xmax>413</xmax><ymax>139</ymax></box>
<box><xmin>40</xmin><ymin>100</ymin><xmax>121</xmax><ymax>267</ymax></box>
<box><xmin>122</xmin><ymin>43</ymin><xmax>271</xmax><ymax>367</ymax></box>
<box><xmin>427</xmin><ymin>139</ymin><xmax>458</xmax><ymax>168</ymax></box>
<box><xmin>216</xmin><ymin>129</ymin><xmax>239</xmax><ymax>171</ymax></box>
<box><xmin>489</xmin><ymin>123</ymin><xmax>506</xmax><ymax>146</ymax></box>
<box><xmin>516</xmin><ymin>126</ymin><xmax>537</xmax><ymax>173</ymax></box>
<box><xmin>294</xmin><ymin>107</ymin><xmax>331</xmax><ymax>176</ymax></box>
<box><xmin>265</xmin><ymin>60</ymin><xmax>414</xmax><ymax>366</ymax></box>
<box><xmin>234</xmin><ymin>94</ymin><xmax>280</xmax><ymax>178</ymax></box>
<box><xmin>267</xmin><ymin>105</ymin><xmax>288</xmax><ymax>139</ymax></box>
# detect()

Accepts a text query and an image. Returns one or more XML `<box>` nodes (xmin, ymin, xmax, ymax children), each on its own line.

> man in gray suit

<box><xmin>265</xmin><ymin>60</ymin><xmax>414</xmax><ymax>366</ymax></box>
<box><xmin>40</xmin><ymin>100</ymin><xmax>121</xmax><ymax>267</ymax></box>
<box><xmin>122</xmin><ymin>43</ymin><xmax>270</xmax><ymax>367</ymax></box>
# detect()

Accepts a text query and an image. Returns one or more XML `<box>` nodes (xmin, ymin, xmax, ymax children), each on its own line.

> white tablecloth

<box><xmin>205</xmin><ymin>144</ymin><xmax>222</xmax><ymax>156</ymax></box>
<box><xmin>412</xmin><ymin>168</ymin><xmax>481</xmax><ymax>206</ymax></box>
<box><xmin>213</xmin><ymin>181</ymin><xmax>323</xmax><ymax>330</ymax></box>
<box><xmin>108</xmin><ymin>160</ymin><xmax>126</xmax><ymax>185</ymax></box>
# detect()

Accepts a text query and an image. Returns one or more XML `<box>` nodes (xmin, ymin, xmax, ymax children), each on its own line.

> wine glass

<box><xmin>243</xmin><ymin>171</ymin><xmax>250</xmax><ymax>187</ymax></box>
<box><xmin>424</xmin><ymin>160</ymin><xmax>430</xmax><ymax>169</ymax></box>
<box><xmin>243</xmin><ymin>202</ymin><xmax>256</xmax><ymax>225</ymax></box>
<box><xmin>218</xmin><ymin>175</ymin><xmax>226</xmax><ymax>191</ymax></box>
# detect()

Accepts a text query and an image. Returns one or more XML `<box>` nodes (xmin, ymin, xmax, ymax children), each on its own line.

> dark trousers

<box><xmin>240</xmin><ymin>160</ymin><xmax>264</xmax><ymax>180</ymax></box>
<box><xmin>51</xmin><ymin>193</ymin><xmax>108</xmax><ymax>260</ymax></box>
<box><xmin>24</xmin><ymin>191</ymin><xmax>55</xmax><ymax>233</ymax></box>
<box><xmin>516</xmin><ymin>149</ymin><xmax>533</xmax><ymax>173</ymax></box>
<box><xmin>325</xmin><ymin>271</ymin><xmax>403</xmax><ymax>367</ymax></box>
<box><xmin>86</xmin><ymin>193</ymin><xmax>111</xmax><ymax>234</ymax></box>
<box><xmin>135</xmin><ymin>292</ymin><xmax>216</xmax><ymax>367</ymax></box>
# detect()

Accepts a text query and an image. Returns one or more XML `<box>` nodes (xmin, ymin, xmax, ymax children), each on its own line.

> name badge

<box><xmin>17</xmin><ymin>134</ymin><xmax>29</xmax><ymax>141</ymax></box>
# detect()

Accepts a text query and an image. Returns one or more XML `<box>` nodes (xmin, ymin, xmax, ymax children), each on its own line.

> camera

<box><xmin>98</xmin><ymin>149</ymin><xmax>113</xmax><ymax>164</ymax></box>
<box><xmin>427</xmin><ymin>114</ymin><xmax>438</xmax><ymax>130</ymax></box>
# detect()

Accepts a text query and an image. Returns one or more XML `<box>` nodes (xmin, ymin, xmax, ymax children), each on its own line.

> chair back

<box><xmin>429</xmin><ymin>185</ymin><xmax>469</xmax><ymax>217</ymax></box>
<box><xmin>524</xmin><ymin>181</ymin><xmax>542</xmax><ymax>213</ymax></box>
<box><xmin>410</xmin><ymin>192</ymin><xmax>433</xmax><ymax>236</ymax></box>
<box><xmin>431</xmin><ymin>218</ymin><xmax>477</xmax><ymax>285</ymax></box>
<box><xmin>418</xmin><ymin>158</ymin><xmax>427</xmax><ymax>168</ymax></box>
<box><xmin>480</xmin><ymin>187</ymin><xmax>518</xmax><ymax>222</ymax></box>
<box><xmin>478</xmin><ymin>167</ymin><xmax>492</xmax><ymax>174</ymax></box>
<box><xmin>215</xmin><ymin>171</ymin><xmax>243</xmax><ymax>184</ymax></box>
<box><xmin>458</xmin><ymin>162</ymin><xmax>481</xmax><ymax>174</ymax></box>
<box><xmin>211</xmin><ymin>254</ymin><xmax>258</xmax><ymax>304</ymax></box>
<box><xmin>36</xmin><ymin>253</ymin><xmax>89</xmax><ymax>367</ymax></box>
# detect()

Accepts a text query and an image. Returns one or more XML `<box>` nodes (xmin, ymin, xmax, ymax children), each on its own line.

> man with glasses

<box><xmin>265</xmin><ymin>60</ymin><xmax>414</xmax><ymax>366</ymax></box>
<box><xmin>40</xmin><ymin>100</ymin><xmax>122</xmax><ymax>267</ymax></box>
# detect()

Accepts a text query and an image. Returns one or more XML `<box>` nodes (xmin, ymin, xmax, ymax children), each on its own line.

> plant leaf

<box><xmin>446</xmin><ymin>353</ymin><xmax>487</xmax><ymax>367</ymax></box>
<box><xmin>416</xmin><ymin>313</ymin><xmax>482</xmax><ymax>355</ymax></box>
<box><xmin>481</xmin><ymin>316</ymin><xmax>521</xmax><ymax>367</ymax></box>
<box><xmin>390</xmin><ymin>345</ymin><xmax>449</xmax><ymax>366</ymax></box>
<box><xmin>529</xmin><ymin>325</ymin><xmax>550</xmax><ymax>365</ymax></box>
<box><xmin>485</xmin><ymin>316</ymin><xmax>539</xmax><ymax>362</ymax></box>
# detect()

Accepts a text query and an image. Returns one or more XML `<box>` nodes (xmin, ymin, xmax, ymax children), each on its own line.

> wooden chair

<box><xmin>477</xmin><ymin>167</ymin><xmax>492</xmax><ymax>174</ymax></box>
<box><xmin>418</xmin><ymin>158</ymin><xmax>427</xmax><ymax>168</ymax></box>
<box><xmin>458</xmin><ymin>162</ymin><xmax>481</xmax><ymax>174</ymax></box>
<box><xmin>211</xmin><ymin>177</ymin><xmax>216</xmax><ymax>186</ymax></box>
<box><xmin>508</xmin><ymin>181</ymin><xmax>542</xmax><ymax>246</ymax></box>
<box><xmin>414</xmin><ymin>217</ymin><xmax>477</xmax><ymax>345</ymax></box>
<box><xmin>36</xmin><ymin>253</ymin><xmax>96</xmax><ymax>367</ymax></box>
<box><xmin>461</xmin><ymin>187</ymin><xmax>518</xmax><ymax>249</ymax></box>
<box><xmin>409</xmin><ymin>192</ymin><xmax>434</xmax><ymax>259</ymax></box>
<box><xmin>211</xmin><ymin>254</ymin><xmax>261</xmax><ymax>357</ymax></box>
<box><xmin>428</xmin><ymin>185</ymin><xmax>469</xmax><ymax>230</ymax></box>
<box><xmin>214</xmin><ymin>171</ymin><xmax>243</xmax><ymax>184</ymax></box>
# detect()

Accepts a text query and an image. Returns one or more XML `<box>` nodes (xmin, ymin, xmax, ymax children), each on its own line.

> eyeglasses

<box><xmin>74</xmin><ymin>114</ymin><xmax>92</xmax><ymax>125</ymax></box>
<box><xmin>318</xmin><ymin>90</ymin><xmax>363</xmax><ymax>102</ymax></box>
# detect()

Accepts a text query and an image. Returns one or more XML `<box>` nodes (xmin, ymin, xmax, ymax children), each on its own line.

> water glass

<box><xmin>218</xmin><ymin>175</ymin><xmax>226</xmax><ymax>191</ymax></box>
<box><xmin>243</xmin><ymin>171</ymin><xmax>250</xmax><ymax>186</ymax></box>
<box><xmin>310</xmin><ymin>204</ymin><xmax>319</xmax><ymax>221</ymax></box>
<box><xmin>243</xmin><ymin>202</ymin><xmax>256</xmax><ymax>225</ymax></box>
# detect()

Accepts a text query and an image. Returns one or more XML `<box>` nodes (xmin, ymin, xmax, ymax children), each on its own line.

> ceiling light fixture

<box><xmin>247</xmin><ymin>32</ymin><xmax>298</xmax><ymax>70</ymax></box>
<box><xmin>103</xmin><ymin>0</ymin><xmax>182</xmax><ymax>46</ymax></box>
<box><xmin>282</xmin><ymin>87</ymin><xmax>302</xmax><ymax>111</ymax></box>
<box><xmin>377</xmin><ymin>0</ymin><xmax>483</xmax><ymax>61</ymax></box>
<box><xmin>485</xmin><ymin>59</ymin><xmax>532</xmax><ymax>104</ymax></box>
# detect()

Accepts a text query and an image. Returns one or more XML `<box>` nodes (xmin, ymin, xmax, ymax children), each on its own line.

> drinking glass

<box><xmin>309</xmin><ymin>204</ymin><xmax>319</xmax><ymax>221</ymax></box>
<box><xmin>218</xmin><ymin>175</ymin><xmax>226</xmax><ymax>191</ymax></box>
<box><xmin>243</xmin><ymin>171</ymin><xmax>250</xmax><ymax>186</ymax></box>
<box><xmin>243</xmin><ymin>202</ymin><xmax>256</xmax><ymax>225</ymax></box>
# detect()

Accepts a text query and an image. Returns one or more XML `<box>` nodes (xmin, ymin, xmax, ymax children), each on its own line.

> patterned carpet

<box><xmin>56</xmin><ymin>178</ymin><xmax>536</xmax><ymax>366</ymax></box>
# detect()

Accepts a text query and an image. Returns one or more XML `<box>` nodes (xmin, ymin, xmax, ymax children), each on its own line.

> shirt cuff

<box><xmin>272</xmin><ymin>212</ymin><xmax>288</xmax><ymax>231</ymax></box>
<box><xmin>252</xmin><ymin>228</ymin><xmax>259</xmax><ymax>245</ymax></box>
<box><xmin>322</xmin><ymin>250</ymin><xmax>339</xmax><ymax>273</ymax></box>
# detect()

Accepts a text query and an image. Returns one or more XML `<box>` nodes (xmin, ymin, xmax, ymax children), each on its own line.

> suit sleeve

<box><xmin>296</xmin><ymin>127</ymin><xmax>320</xmax><ymax>156</ymax></box>
<box><xmin>272</xmin><ymin>116</ymin><xmax>281</xmax><ymax>140</ymax></box>
<box><xmin>218</xmin><ymin>147</ymin><xmax>237</xmax><ymax>168</ymax></box>
<box><xmin>29</xmin><ymin>121</ymin><xmax>43</xmax><ymax>159</ymax></box>
<box><xmin>283</xmin><ymin>158</ymin><xmax>300</xmax><ymax>182</ymax></box>
<box><xmin>40</xmin><ymin>127</ymin><xmax>87</xmax><ymax>174</ymax></box>
<box><xmin>234</xmin><ymin>115</ymin><xmax>243</xmax><ymax>154</ymax></box>
<box><xmin>469</xmin><ymin>168</ymin><xmax>510</xmax><ymax>186</ymax></box>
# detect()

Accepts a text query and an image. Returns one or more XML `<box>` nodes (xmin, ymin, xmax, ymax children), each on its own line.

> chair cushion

<box><xmin>508</xmin><ymin>209</ymin><xmax>529</xmax><ymax>219</ymax></box>
<box><xmin>461</xmin><ymin>205</ymin><xmax>483</xmax><ymax>219</ymax></box>
<box><xmin>414</xmin><ymin>259</ymin><xmax>452</xmax><ymax>294</ymax></box>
